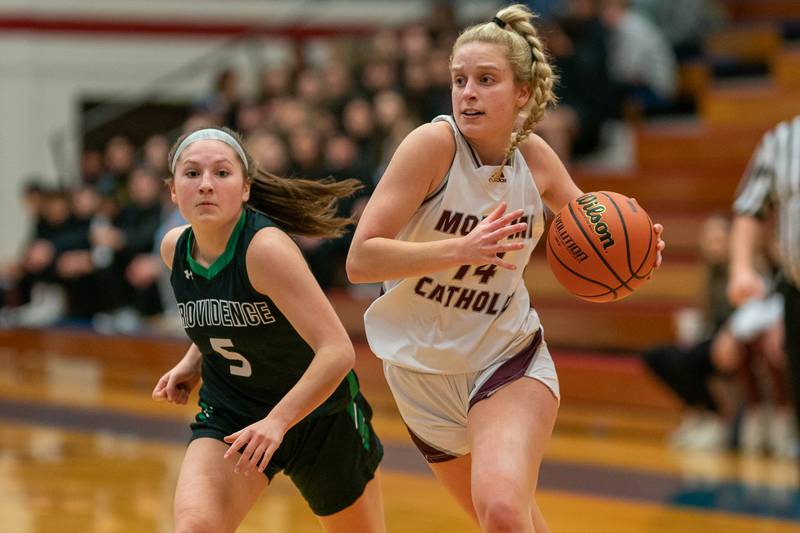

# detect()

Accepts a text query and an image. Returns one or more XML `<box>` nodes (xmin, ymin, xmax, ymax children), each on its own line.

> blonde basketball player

<box><xmin>347</xmin><ymin>5</ymin><xmax>664</xmax><ymax>532</ymax></box>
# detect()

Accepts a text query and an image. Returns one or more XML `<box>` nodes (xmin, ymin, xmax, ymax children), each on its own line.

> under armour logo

<box><xmin>184</xmin><ymin>269</ymin><xmax>193</xmax><ymax>280</ymax></box>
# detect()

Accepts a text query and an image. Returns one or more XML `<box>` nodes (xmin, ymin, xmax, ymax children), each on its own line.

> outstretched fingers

<box><xmin>484</xmin><ymin>201</ymin><xmax>509</xmax><ymax>223</ymax></box>
<box><xmin>487</xmin><ymin>221</ymin><xmax>528</xmax><ymax>243</ymax></box>
<box><xmin>223</xmin><ymin>431</ymin><xmax>277</xmax><ymax>475</ymax></box>
<box><xmin>489</xmin><ymin>253</ymin><xmax>518</xmax><ymax>270</ymax></box>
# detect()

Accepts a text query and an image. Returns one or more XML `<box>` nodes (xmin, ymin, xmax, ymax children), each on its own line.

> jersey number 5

<box><xmin>210</xmin><ymin>338</ymin><xmax>252</xmax><ymax>377</ymax></box>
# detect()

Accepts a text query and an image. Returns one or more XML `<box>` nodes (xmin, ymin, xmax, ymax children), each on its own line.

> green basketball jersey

<box><xmin>170</xmin><ymin>208</ymin><xmax>357</xmax><ymax>421</ymax></box>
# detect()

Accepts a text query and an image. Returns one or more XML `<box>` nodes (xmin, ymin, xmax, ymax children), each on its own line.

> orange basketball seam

<box><xmin>634</xmin><ymin>216</ymin><xmax>656</xmax><ymax>275</ymax></box>
<box><xmin>566</xmin><ymin>201</ymin><xmax>633</xmax><ymax>291</ymax></box>
<box><xmin>598</xmin><ymin>191</ymin><xmax>635</xmax><ymax>277</ymax></box>
<box><xmin>547</xmin><ymin>227</ymin><xmax>618</xmax><ymax>294</ymax></box>
<box><xmin>575</xmin><ymin>270</ymin><xmax>649</xmax><ymax>298</ymax></box>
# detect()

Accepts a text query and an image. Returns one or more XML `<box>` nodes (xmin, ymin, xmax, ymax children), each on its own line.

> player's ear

<box><xmin>515</xmin><ymin>82</ymin><xmax>531</xmax><ymax>110</ymax></box>
<box><xmin>242</xmin><ymin>177</ymin><xmax>251</xmax><ymax>203</ymax></box>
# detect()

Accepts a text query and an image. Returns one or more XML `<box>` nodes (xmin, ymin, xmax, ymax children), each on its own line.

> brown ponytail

<box><xmin>168</xmin><ymin>126</ymin><xmax>362</xmax><ymax>238</ymax></box>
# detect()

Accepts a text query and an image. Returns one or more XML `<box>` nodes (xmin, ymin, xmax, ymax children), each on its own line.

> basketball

<box><xmin>546</xmin><ymin>191</ymin><xmax>657</xmax><ymax>302</ymax></box>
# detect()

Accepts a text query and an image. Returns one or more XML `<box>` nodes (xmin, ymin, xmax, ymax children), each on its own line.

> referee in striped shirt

<box><xmin>729</xmin><ymin>115</ymin><xmax>800</xmax><ymax>453</ymax></box>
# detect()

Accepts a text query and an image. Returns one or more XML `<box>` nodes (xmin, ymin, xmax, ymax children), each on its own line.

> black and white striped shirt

<box><xmin>733</xmin><ymin>116</ymin><xmax>800</xmax><ymax>287</ymax></box>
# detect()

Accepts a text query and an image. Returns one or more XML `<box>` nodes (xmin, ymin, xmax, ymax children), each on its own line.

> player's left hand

<box><xmin>223</xmin><ymin>417</ymin><xmax>287</xmax><ymax>475</ymax></box>
<box><xmin>653</xmin><ymin>223</ymin><xmax>665</xmax><ymax>269</ymax></box>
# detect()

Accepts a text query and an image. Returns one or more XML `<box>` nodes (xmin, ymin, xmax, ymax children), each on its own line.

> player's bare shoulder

<box><xmin>518</xmin><ymin>134</ymin><xmax>557</xmax><ymax>176</ymax></box>
<box><xmin>245</xmin><ymin>227</ymin><xmax>304</xmax><ymax>294</ymax></box>
<box><xmin>392</xmin><ymin>120</ymin><xmax>456</xmax><ymax>195</ymax></box>
<box><xmin>404</xmin><ymin>121</ymin><xmax>455</xmax><ymax>165</ymax></box>
<box><xmin>160</xmin><ymin>224</ymin><xmax>190</xmax><ymax>270</ymax></box>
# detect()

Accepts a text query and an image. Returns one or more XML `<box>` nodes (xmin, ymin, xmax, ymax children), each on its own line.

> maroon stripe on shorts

<box><xmin>468</xmin><ymin>329</ymin><xmax>543</xmax><ymax>411</ymax></box>
<box><xmin>405</xmin><ymin>424</ymin><xmax>458</xmax><ymax>463</ymax></box>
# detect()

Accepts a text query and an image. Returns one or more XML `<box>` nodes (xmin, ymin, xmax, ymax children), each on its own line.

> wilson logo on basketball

<box><xmin>576</xmin><ymin>193</ymin><xmax>616</xmax><ymax>250</ymax></box>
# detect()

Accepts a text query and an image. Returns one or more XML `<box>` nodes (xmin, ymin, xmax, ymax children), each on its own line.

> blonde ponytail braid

<box><xmin>495</xmin><ymin>4</ymin><xmax>557</xmax><ymax>161</ymax></box>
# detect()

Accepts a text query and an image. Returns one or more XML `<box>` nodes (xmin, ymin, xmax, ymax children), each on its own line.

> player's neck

<box><xmin>466</xmin><ymin>134</ymin><xmax>509</xmax><ymax>166</ymax></box>
<box><xmin>191</xmin><ymin>215</ymin><xmax>240</xmax><ymax>267</ymax></box>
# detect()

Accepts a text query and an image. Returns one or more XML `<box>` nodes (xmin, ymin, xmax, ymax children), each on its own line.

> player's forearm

<box><xmin>729</xmin><ymin>215</ymin><xmax>763</xmax><ymax>274</ymax></box>
<box><xmin>347</xmin><ymin>236</ymin><xmax>463</xmax><ymax>283</ymax></box>
<box><xmin>177</xmin><ymin>343</ymin><xmax>202</xmax><ymax>370</ymax></box>
<box><xmin>266</xmin><ymin>344</ymin><xmax>355</xmax><ymax>431</ymax></box>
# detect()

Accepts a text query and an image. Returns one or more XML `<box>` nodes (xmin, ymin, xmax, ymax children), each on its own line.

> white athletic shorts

<box><xmin>382</xmin><ymin>330</ymin><xmax>559</xmax><ymax>461</ymax></box>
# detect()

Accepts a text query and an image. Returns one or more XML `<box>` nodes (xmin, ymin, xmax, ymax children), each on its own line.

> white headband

<box><xmin>170</xmin><ymin>128</ymin><xmax>249</xmax><ymax>175</ymax></box>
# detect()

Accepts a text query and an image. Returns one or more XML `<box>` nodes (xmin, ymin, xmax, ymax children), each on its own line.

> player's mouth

<box><xmin>462</xmin><ymin>109</ymin><xmax>484</xmax><ymax>118</ymax></box>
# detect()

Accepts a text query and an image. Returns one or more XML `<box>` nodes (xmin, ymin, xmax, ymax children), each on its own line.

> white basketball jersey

<box><xmin>364</xmin><ymin>115</ymin><xmax>546</xmax><ymax>373</ymax></box>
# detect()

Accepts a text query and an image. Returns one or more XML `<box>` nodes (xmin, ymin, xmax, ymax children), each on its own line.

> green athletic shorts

<box><xmin>189</xmin><ymin>392</ymin><xmax>383</xmax><ymax>516</ymax></box>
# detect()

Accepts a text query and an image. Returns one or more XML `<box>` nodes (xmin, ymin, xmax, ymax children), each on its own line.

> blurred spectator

<box><xmin>294</xmin><ymin>133</ymin><xmax>372</xmax><ymax>288</ymax></box>
<box><xmin>536</xmin><ymin>0</ymin><xmax>619</xmax><ymax>160</ymax></box>
<box><xmin>373</xmin><ymin>90</ymin><xmax>410</xmax><ymax>136</ymax></box>
<box><xmin>601</xmin><ymin>0</ymin><xmax>677</xmax><ymax>115</ymax></box>
<box><xmin>98</xmin><ymin>135</ymin><xmax>135</xmax><ymax>199</ymax></box>
<box><xmin>234</xmin><ymin>100</ymin><xmax>264</xmax><ymax>137</ymax></box>
<box><xmin>196</xmin><ymin>67</ymin><xmax>241</xmax><ymax>129</ymax></box>
<box><xmin>400</xmin><ymin>24</ymin><xmax>433</xmax><ymax>63</ymax></box>
<box><xmin>369</xmin><ymin>29</ymin><xmax>402</xmax><ymax>63</ymax></box>
<box><xmin>287</xmin><ymin>126</ymin><xmax>326</xmax><ymax>179</ymax></box>
<box><xmin>0</xmin><ymin>180</ymin><xmax>47</xmax><ymax>308</ymax></box>
<box><xmin>360</xmin><ymin>59</ymin><xmax>398</xmax><ymax>98</ymax></box>
<box><xmin>296</xmin><ymin>68</ymin><xmax>325</xmax><ymax>107</ymax></box>
<box><xmin>425</xmin><ymin>48</ymin><xmax>454</xmax><ymax>119</ymax></box>
<box><xmin>258</xmin><ymin>64</ymin><xmax>294</xmax><ymax>102</ymax></box>
<box><xmin>524</xmin><ymin>0</ymin><xmax>568</xmax><ymax>22</ymax></box>
<box><xmin>322</xmin><ymin>60</ymin><xmax>356</xmax><ymax>116</ymax></box>
<box><xmin>56</xmin><ymin>185</ymin><xmax>108</xmax><ymax>320</ymax></box>
<box><xmin>717</xmin><ymin>291</ymin><xmax>793</xmax><ymax>457</ymax></box>
<box><xmin>116</xmin><ymin>166</ymin><xmax>166</xmax><ymax>317</ymax></box>
<box><xmin>342</xmin><ymin>98</ymin><xmax>382</xmax><ymax>171</ymax></box>
<box><xmin>642</xmin><ymin>214</ymin><xmax>734</xmax><ymax>451</ymax></box>
<box><xmin>633</xmin><ymin>0</ymin><xmax>727</xmax><ymax>61</ymax></box>
<box><xmin>428</xmin><ymin>0</ymin><xmax>458</xmax><ymax>41</ymax></box>
<box><xmin>643</xmin><ymin>214</ymin><xmax>794</xmax><ymax>455</ymax></box>
<box><xmin>374</xmin><ymin>118</ymin><xmax>418</xmax><ymax>186</ymax></box>
<box><xmin>268</xmin><ymin>97</ymin><xmax>311</xmax><ymax>134</ymax></box>
<box><xmin>245</xmin><ymin>130</ymin><xmax>291</xmax><ymax>176</ymax></box>
<box><xmin>141</xmin><ymin>134</ymin><xmax>170</xmax><ymax>177</ymax></box>
<box><xmin>181</xmin><ymin>111</ymin><xmax>221</xmax><ymax>134</ymax></box>
<box><xmin>402</xmin><ymin>59</ymin><xmax>433</xmax><ymax>119</ymax></box>
<box><xmin>80</xmin><ymin>148</ymin><xmax>104</xmax><ymax>185</ymax></box>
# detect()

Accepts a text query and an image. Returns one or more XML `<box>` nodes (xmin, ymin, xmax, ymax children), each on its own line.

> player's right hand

<box><xmin>457</xmin><ymin>202</ymin><xmax>528</xmax><ymax>270</ymax></box>
<box><xmin>152</xmin><ymin>365</ymin><xmax>200</xmax><ymax>404</ymax></box>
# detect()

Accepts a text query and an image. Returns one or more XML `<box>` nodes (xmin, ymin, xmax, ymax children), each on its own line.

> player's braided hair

<box><xmin>168</xmin><ymin>126</ymin><xmax>362</xmax><ymax>238</ymax></box>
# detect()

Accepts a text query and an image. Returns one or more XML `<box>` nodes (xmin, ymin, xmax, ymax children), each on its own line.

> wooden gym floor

<box><xmin>1</xmin><ymin>327</ymin><xmax>799</xmax><ymax>532</ymax></box>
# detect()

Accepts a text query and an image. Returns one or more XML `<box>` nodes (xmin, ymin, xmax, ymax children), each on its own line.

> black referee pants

<box><xmin>780</xmin><ymin>277</ymin><xmax>800</xmax><ymax>438</ymax></box>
